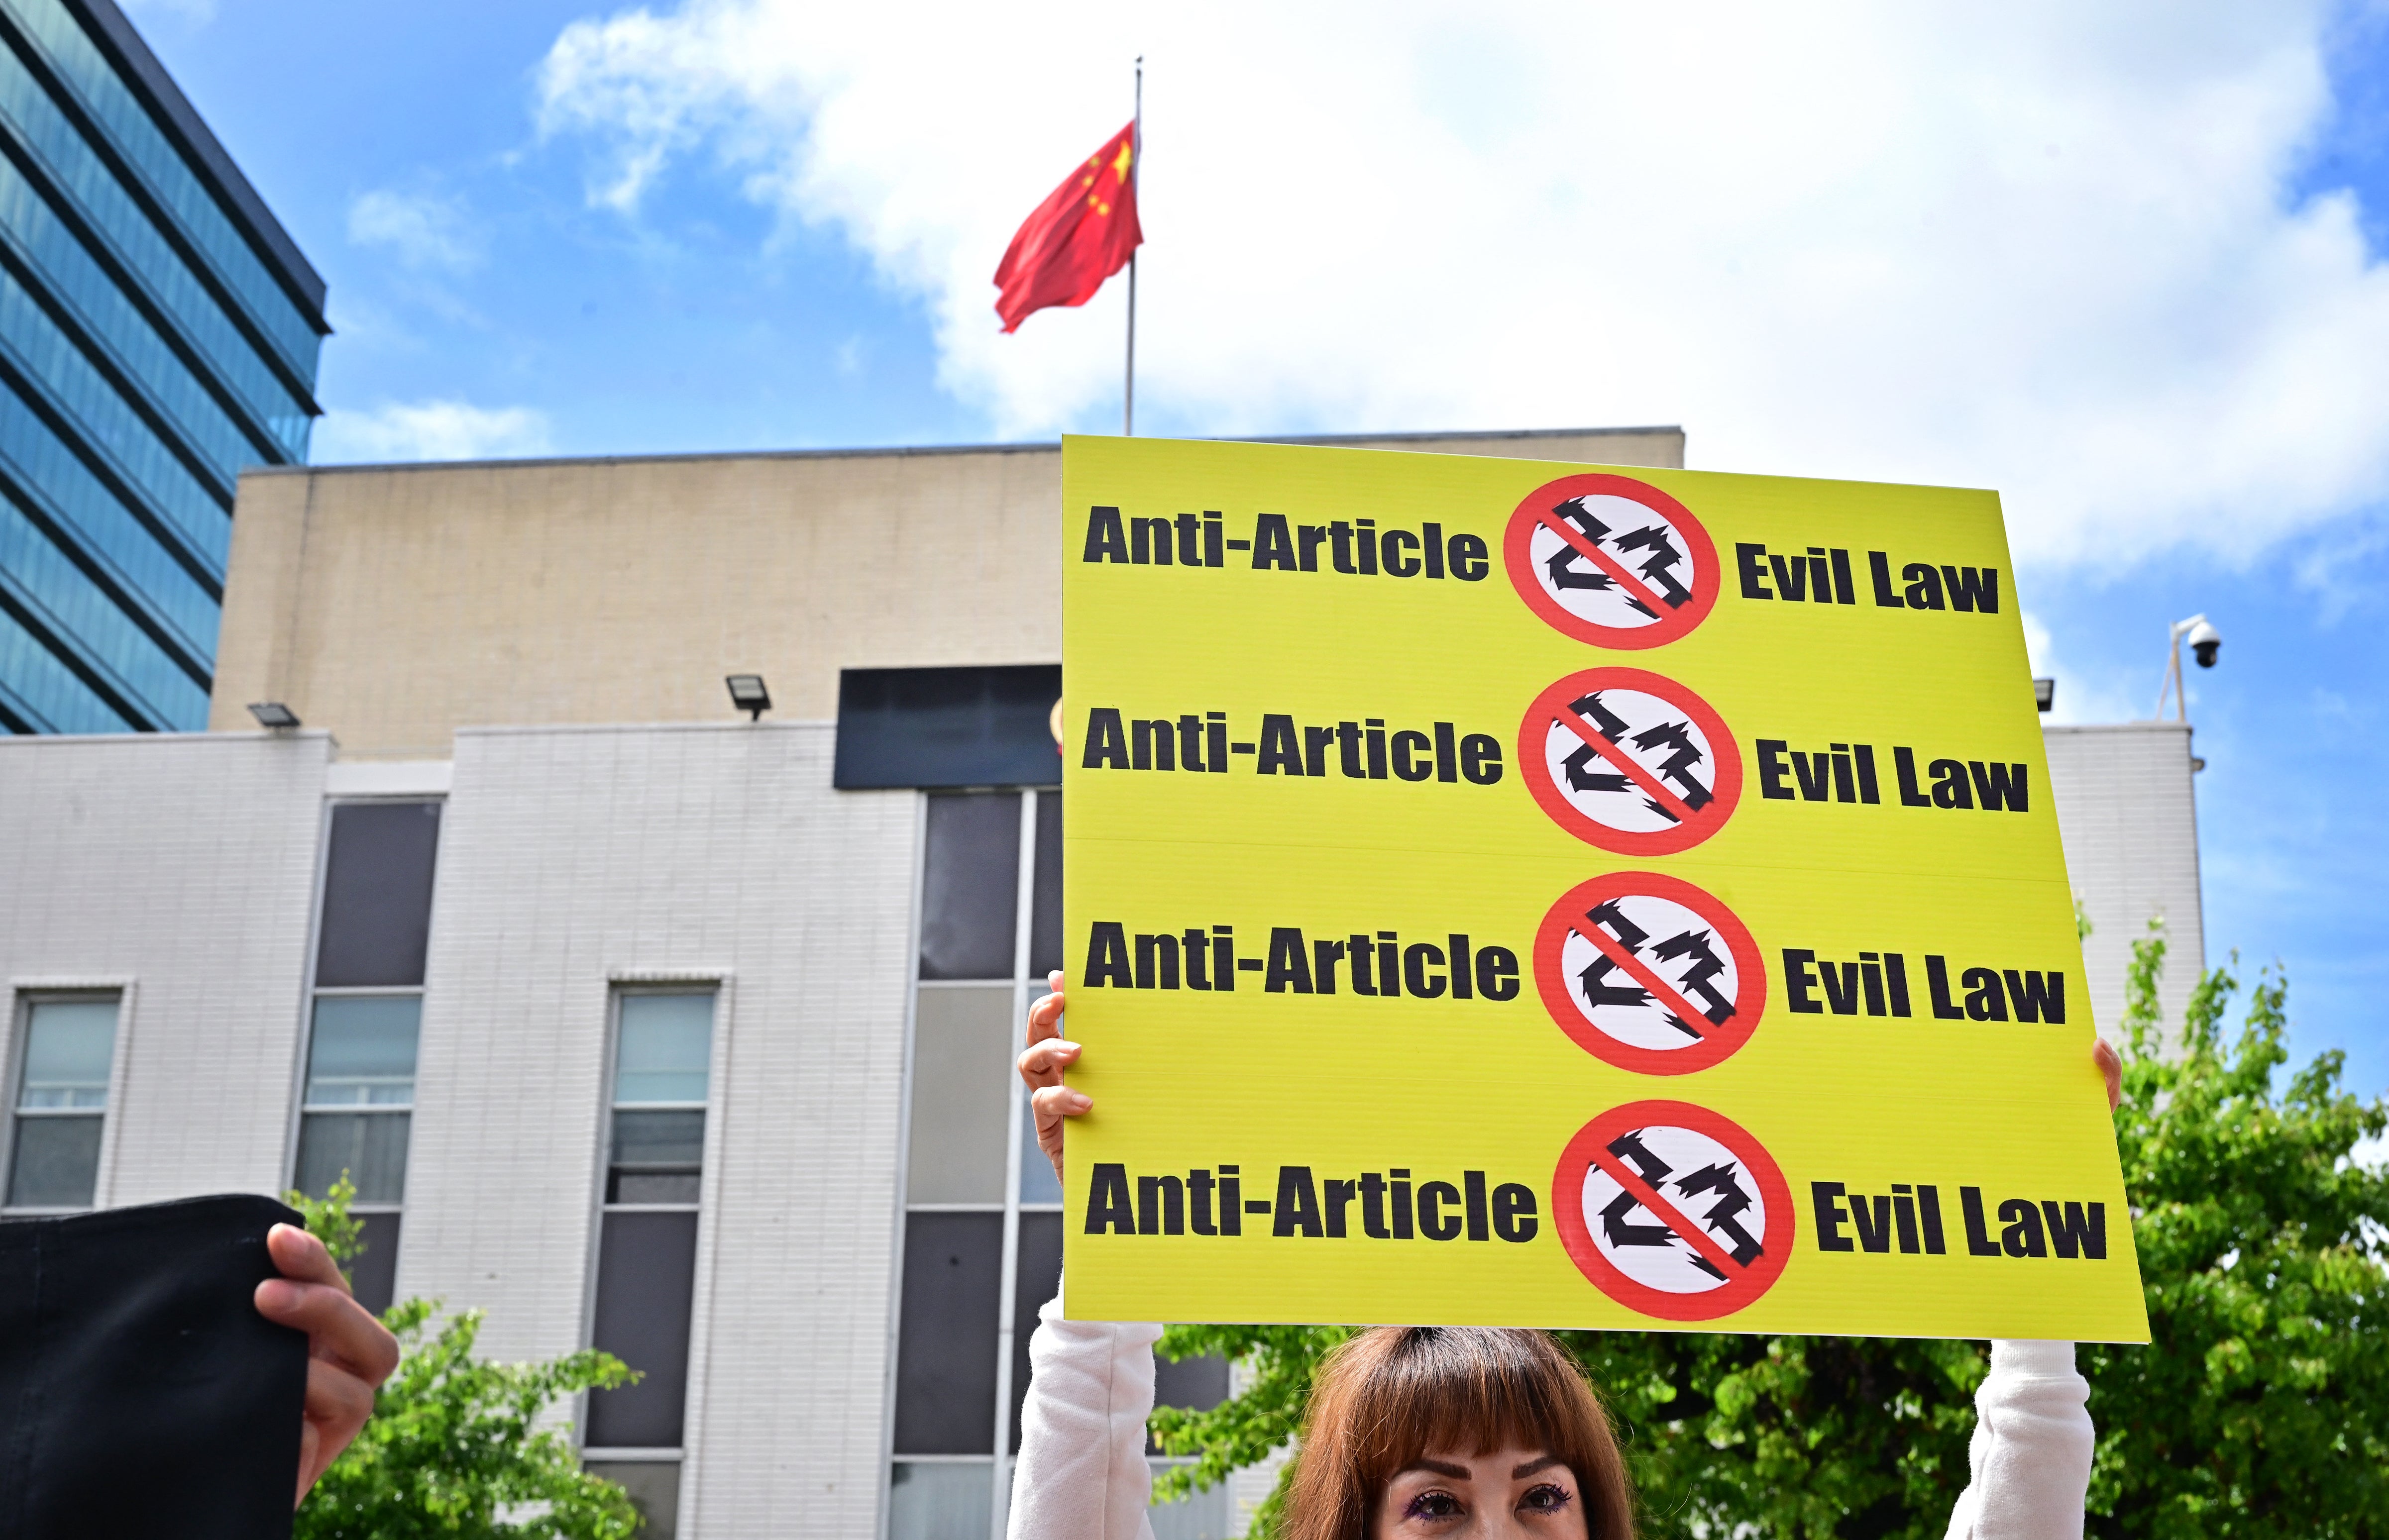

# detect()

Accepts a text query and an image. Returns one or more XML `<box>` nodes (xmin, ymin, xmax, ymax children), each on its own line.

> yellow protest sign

<box><xmin>1060</xmin><ymin>435</ymin><xmax>2148</xmax><ymax>1341</ymax></box>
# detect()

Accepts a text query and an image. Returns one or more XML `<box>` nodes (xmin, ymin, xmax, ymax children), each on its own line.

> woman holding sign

<box><xmin>1012</xmin><ymin>973</ymin><xmax>2120</xmax><ymax>1540</ymax></box>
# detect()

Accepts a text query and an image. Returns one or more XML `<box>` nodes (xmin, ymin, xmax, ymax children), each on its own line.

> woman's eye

<box><xmin>1521</xmin><ymin>1483</ymin><xmax>1574</xmax><ymax>1513</ymax></box>
<box><xmin>1405</xmin><ymin>1490</ymin><xmax>1464</xmax><ymax>1519</ymax></box>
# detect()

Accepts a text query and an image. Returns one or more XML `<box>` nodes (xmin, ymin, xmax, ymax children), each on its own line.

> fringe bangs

<box><xmin>1282</xmin><ymin>1326</ymin><xmax>1637</xmax><ymax>1540</ymax></box>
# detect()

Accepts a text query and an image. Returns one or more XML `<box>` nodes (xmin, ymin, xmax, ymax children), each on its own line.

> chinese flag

<box><xmin>993</xmin><ymin>122</ymin><xmax>1142</xmax><ymax>333</ymax></box>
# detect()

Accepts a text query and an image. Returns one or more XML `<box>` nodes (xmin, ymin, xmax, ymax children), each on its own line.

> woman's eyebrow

<box><xmin>1396</xmin><ymin>1459</ymin><xmax>1474</xmax><ymax>1479</ymax></box>
<box><xmin>1511</xmin><ymin>1454</ymin><xmax>1564</xmax><ymax>1479</ymax></box>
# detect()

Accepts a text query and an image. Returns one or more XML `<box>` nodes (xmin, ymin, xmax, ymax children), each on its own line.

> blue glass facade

<box><xmin>0</xmin><ymin>0</ymin><xmax>321</xmax><ymax>734</ymax></box>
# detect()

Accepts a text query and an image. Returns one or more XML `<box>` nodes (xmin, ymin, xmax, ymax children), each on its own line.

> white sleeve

<box><xmin>1005</xmin><ymin>1279</ymin><xmax>1162</xmax><ymax>1540</ymax></box>
<box><xmin>1943</xmin><ymin>1340</ymin><xmax>2094</xmax><ymax>1540</ymax></box>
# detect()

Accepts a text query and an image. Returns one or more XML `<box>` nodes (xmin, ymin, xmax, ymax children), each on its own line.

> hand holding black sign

<box><xmin>0</xmin><ymin>1194</ymin><xmax>398</xmax><ymax>1539</ymax></box>
<box><xmin>253</xmin><ymin>1219</ymin><xmax>403</xmax><ymax>1506</ymax></box>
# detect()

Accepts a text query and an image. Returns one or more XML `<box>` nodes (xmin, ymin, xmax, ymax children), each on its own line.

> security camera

<box><xmin>2160</xmin><ymin>613</ymin><xmax>2221</xmax><ymax>721</ymax></box>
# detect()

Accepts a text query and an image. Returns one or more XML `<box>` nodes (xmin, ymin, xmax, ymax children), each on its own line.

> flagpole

<box><xmin>1124</xmin><ymin>56</ymin><xmax>1141</xmax><ymax>436</ymax></box>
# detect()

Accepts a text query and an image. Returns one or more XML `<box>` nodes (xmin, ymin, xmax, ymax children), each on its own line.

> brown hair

<box><xmin>1280</xmin><ymin>1327</ymin><xmax>1634</xmax><ymax>1540</ymax></box>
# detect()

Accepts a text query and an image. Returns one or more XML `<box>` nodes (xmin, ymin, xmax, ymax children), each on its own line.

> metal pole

<box><xmin>1125</xmin><ymin>57</ymin><xmax>1141</xmax><ymax>436</ymax></box>
<box><xmin>987</xmin><ymin>790</ymin><xmax>1040</xmax><ymax>1540</ymax></box>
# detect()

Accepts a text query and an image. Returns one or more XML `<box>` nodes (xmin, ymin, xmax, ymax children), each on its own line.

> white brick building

<box><xmin>0</xmin><ymin>431</ymin><xmax>2204</xmax><ymax>1540</ymax></box>
<box><xmin>2043</xmin><ymin>723</ymin><xmax>2206</xmax><ymax>1037</ymax></box>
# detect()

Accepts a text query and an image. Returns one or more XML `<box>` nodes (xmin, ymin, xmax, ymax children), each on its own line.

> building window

<box><xmin>294</xmin><ymin>996</ymin><xmax>418</xmax><ymax>1199</ymax></box>
<box><xmin>293</xmin><ymin>799</ymin><xmax>440</xmax><ymax>1313</ymax></box>
<box><xmin>4</xmin><ymin>995</ymin><xmax>119</xmax><ymax>1211</ymax></box>
<box><xmin>890</xmin><ymin>791</ymin><xmax>1230</xmax><ymax>1540</ymax></box>
<box><xmin>583</xmin><ymin>988</ymin><xmax>715</xmax><ymax>1539</ymax></box>
<box><xmin>581</xmin><ymin>1459</ymin><xmax>683</xmax><ymax>1540</ymax></box>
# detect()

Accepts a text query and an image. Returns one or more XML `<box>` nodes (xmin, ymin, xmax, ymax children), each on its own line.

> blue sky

<box><xmin>131</xmin><ymin>0</ymin><xmax>2389</xmax><ymax>1098</ymax></box>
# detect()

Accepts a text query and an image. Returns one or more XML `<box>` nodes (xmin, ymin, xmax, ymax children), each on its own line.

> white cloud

<box><xmin>2020</xmin><ymin>607</ymin><xmax>2147</xmax><ymax>724</ymax></box>
<box><xmin>533</xmin><ymin>0</ymin><xmax>2389</xmax><ymax>570</ymax></box>
<box><xmin>2021</xmin><ymin>611</ymin><xmax>2055</xmax><ymax>677</ymax></box>
<box><xmin>348</xmin><ymin>188</ymin><xmax>483</xmax><ymax>273</ymax></box>
<box><xmin>2294</xmin><ymin>513</ymin><xmax>2389</xmax><ymax>623</ymax></box>
<box><xmin>312</xmin><ymin>400</ymin><xmax>554</xmax><ymax>463</ymax></box>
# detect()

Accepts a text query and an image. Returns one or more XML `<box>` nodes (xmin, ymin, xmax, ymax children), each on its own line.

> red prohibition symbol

<box><xmin>1552</xmin><ymin>1101</ymin><xmax>1795</xmax><ymax>1322</ymax></box>
<box><xmin>1535</xmin><ymin>873</ymin><xmax>1767</xmax><ymax>1076</ymax></box>
<box><xmin>1518</xmin><ymin>667</ymin><xmax>1742</xmax><ymax>856</ymax></box>
<box><xmin>1504</xmin><ymin>474</ymin><xmax>1721</xmax><ymax>649</ymax></box>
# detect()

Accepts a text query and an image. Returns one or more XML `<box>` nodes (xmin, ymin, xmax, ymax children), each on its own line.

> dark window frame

<box><xmin>312</xmin><ymin>800</ymin><xmax>442</xmax><ymax>989</ymax></box>
<box><xmin>582</xmin><ymin>983</ymin><xmax>721</xmax><ymax>1464</ymax></box>
<box><xmin>286</xmin><ymin>796</ymin><xmax>441</xmax><ymax>1315</ymax></box>
<box><xmin>1</xmin><ymin>987</ymin><xmax>121</xmax><ymax>1213</ymax></box>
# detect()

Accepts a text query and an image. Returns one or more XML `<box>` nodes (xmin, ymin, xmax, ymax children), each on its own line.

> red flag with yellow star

<box><xmin>994</xmin><ymin>122</ymin><xmax>1142</xmax><ymax>333</ymax></box>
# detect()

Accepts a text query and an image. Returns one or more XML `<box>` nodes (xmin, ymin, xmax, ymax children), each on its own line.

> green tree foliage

<box><xmin>2085</xmin><ymin>927</ymin><xmax>2389</xmax><ymax>1536</ymax></box>
<box><xmin>288</xmin><ymin>1172</ymin><xmax>368</xmax><ymax>1286</ymax></box>
<box><xmin>1151</xmin><ymin>930</ymin><xmax>2389</xmax><ymax>1538</ymax></box>
<box><xmin>287</xmin><ymin>1176</ymin><xmax>646</xmax><ymax>1540</ymax></box>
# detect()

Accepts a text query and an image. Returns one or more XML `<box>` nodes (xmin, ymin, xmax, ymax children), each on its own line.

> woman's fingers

<box><xmin>1032</xmin><ymin>1082</ymin><xmax>1091</xmax><ymax>1187</ymax></box>
<box><xmin>299</xmin><ymin>1354</ymin><xmax>378</xmax><ymax>1478</ymax></box>
<box><xmin>1017</xmin><ymin>1036</ymin><xmax>1082</xmax><ymax>1088</ymax></box>
<box><xmin>256</xmin><ymin>1223</ymin><xmax>402</xmax><ymax>1508</ymax></box>
<box><xmin>304</xmin><ymin>1351</ymin><xmax>379</xmax><ymax>1427</ymax></box>
<box><xmin>1020</xmin><ymin>975</ymin><xmax>1078</xmax><ymax>1091</ymax></box>
<box><xmin>258</xmin><ymin>1229</ymin><xmax>400</xmax><ymax>1382</ymax></box>
<box><xmin>268</xmin><ymin>1283</ymin><xmax>396</xmax><ymax>1383</ymax></box>
<box><xmin>293</xmin><ymin>1420</ymin><xmax>323</xmax><ymax>1507</ymax></box>
<box><xmin>2093</xmin><ymin>1035</ymin><xmax>2122</xmax><ymax>1112</ymax></box>
<box><xmin>1026</xmin><ymin>975</ymin><xmax>1067</xmax><ymax>1043</ymax></box>
<box><xmin>1025</xmin><ymin>973</ymin><xmax>1080</xmax><ymax>1186</ymax></box>
<box><xmin>265</xmin><ymin>1223</ymin><xmax>346</xmax><ymax>1290</ymax></box>
<box><xmin>1032</xmin><ymin>1082</ymin><xmax>1092</xmax><ymax>1128</ymax></box>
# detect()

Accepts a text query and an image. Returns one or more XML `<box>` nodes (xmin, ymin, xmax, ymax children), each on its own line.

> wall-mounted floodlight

<box><xmin>2033</xmin><ymin>678</ymin><xmax>2055</xmax><ymax>714</ymax></box>
<box><xmin>247</xmin><ymin>701</ymin><xmax>300</xmax><ymax>730</ymax></box>
<box><xmin>2156</xmin><ymin>613</ymin><xmax>2221</xmax><ymax>721</ymax></box>
<box><xmin>725</xmin><ymin>674</ymin><xmax>771</xmax><ymax>721</ymax></box>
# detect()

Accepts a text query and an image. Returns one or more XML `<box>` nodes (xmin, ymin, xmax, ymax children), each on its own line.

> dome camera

<box><xmin>2160</xmin><ymin>612</ymin><xmax>2222</xmax><ymax>720</ymax></box>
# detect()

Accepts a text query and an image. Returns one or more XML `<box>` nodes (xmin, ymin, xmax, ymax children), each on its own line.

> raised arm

<box><xmin>1944</xmin><ymin>1340</ymin><xmax>2094</xmax><ymax>1540</ymax></box>
<box><xmin>1009</xmin><ymin>1282</ymin><xmax>1162</xmax><ymax>1540</ymax></box>
<box><xmin>1009</xmin><ymin>974</ymin><xmax>1162</xmax><ymax>1540</ymax></box>
<box><xmin>1942</xmin><ymin>1036</ymin><xmax>2118</xmax><ymax>1540</ymax></box>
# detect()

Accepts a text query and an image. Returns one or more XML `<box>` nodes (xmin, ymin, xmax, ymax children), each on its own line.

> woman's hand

<box><xmin>253</xmin><ymin>1223</ymin><xmax>401</xmax><ymax>1508</ymax></box>
<box><xmin>2094</xmin><ymin>1034</ymin><xmax>2121</xmax><ymax>1113</ymax></box>
<box><xmin>1020</xmin><ymin>971</ymin><xmax>1090</xmax><ymax>1186</ymax></box>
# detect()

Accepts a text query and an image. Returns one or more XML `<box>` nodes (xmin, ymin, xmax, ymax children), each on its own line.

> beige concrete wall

<box><xmin>210</xmin><ymin>428</ymin><xmax>1683</xmax><ymax>761</ymax></box>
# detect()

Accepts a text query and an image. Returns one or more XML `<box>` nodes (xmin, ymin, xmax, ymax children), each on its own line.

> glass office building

<box><xmin>0</xmin><ymin>0</ymin><xmax>321</xmax><ymax>734</ymax></box>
